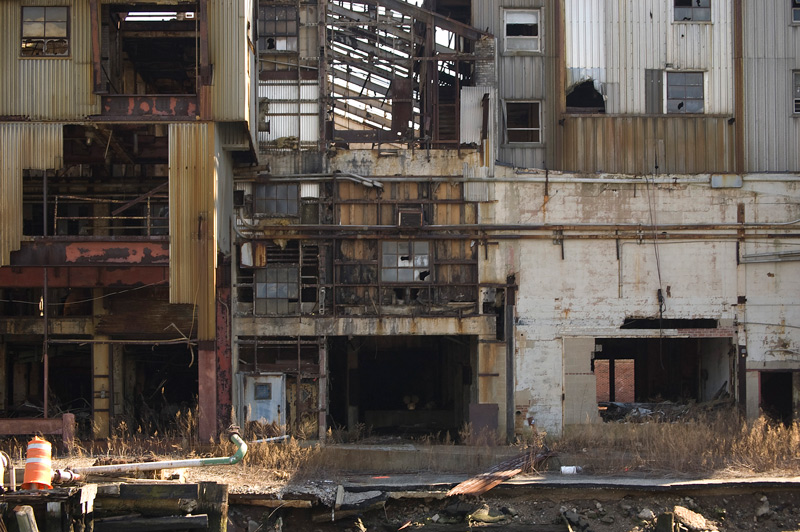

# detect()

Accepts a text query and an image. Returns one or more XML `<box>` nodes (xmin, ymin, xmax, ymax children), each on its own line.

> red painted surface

<box><xmin>198</xmin><ymin>346</ymin><xmax>217</xmax><ymax>442</ymax></box>
<box><xmin>64</xmin><ymin>242</ymin><xmax>169</xmax><ymax>264</ymax></box>
<box><xmin>216</xmin><ymin>284</ymin><xmax>233</xmax><ymax>433</ymax></box>
<box><xmin>0</xmin><ymin>266</ymin><xmax>169</xmax><ymax>287</ymax></box>
<box><xmin>101</xmin><ymin>95</ymin><xmax>198</xmax><ymax>118</ymax></box>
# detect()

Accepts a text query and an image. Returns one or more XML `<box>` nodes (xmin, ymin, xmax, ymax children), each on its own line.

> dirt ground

<box><xmin>228</xmin><ymin>489</ymin><xmax>800</xmax><ymax>532</ymax></box>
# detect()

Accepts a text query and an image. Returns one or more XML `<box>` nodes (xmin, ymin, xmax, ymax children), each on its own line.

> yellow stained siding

<box><xmin>0</xmin><ymin>123</ymin><xmax>63</xmax><ymax>265</ymax></box>
<box><xmin>169</xmin><ymin>123</ymin><xmax>217</xmax><ymax>341</ymax></box>
<box><xmin>209</xmin><ymin>0</ymin><xmax>253</xmax><ymax>120</ymax></box>
<box><xmin>0</xmin><ymin>0</ymin><xmax>97</xmax><ymax>119</ymax></box>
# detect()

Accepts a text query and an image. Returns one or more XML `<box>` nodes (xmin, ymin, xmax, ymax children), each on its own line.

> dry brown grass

<box><xmin>553</xmin><ymin>410</ymin><xmax>800</xmax><ymax>476</ymax></box>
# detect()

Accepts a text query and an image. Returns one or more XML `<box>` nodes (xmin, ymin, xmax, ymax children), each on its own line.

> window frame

<box><xmin>380</xmin><ymin>241</ymin><xmax>431</xmax><ymax>284</ymax></box>
<box><xmin>254</xmin><ymin>265</ymin><xmax>300</xmax><ymax>315</ymax></box>
<box><xmin>673</xmin><ymin>0</ymin><xmax>711</xmax><ymax>23</ymax></box>
<box><xmin>793</xmin><ymin>71</ymin><xmax>800</xmax><ymax>115</ymax></box>
<box><xmin>666</xmin><ymin>71</ymin><xmax>705</xmax><ymax>114</ymax></box>
<box><xmin>257</xmin><ymin>5</ymin><xmax>299</xmax><ymax>52</ymax></box>
<box><xmin>253</xmin><ymin>183</ymin><xmax>299</xmax><ymax>217</ymax></box>
<box><xmin>504</xmin><ymin>101</ymin><xmax>543</xmax><ymax>144</ymax></box>
<box><xmin>793</xmin><ymin>0</ymin><xmax>800</xmax><ymax>24</ymax></box>
<box><xmin>503</xmin><ymin>9</ymin><xmax>542</xmax><ymax>53</ymax></box>
<box><xmin>20</xmin><ymin>6</ymin><xmax>70</xmax><ymax>58</ymax></box>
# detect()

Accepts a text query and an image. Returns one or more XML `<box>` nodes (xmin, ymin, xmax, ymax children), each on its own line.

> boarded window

<box><xmin>254</xmin><ymin>183</ymin><xmax>299</xmax><ymax>216</ymax></box>
<box><xmin>258</xmin><ymin>5</ymin><xmax>298</xmax><ymax>51</ymax></box>
<box><xmin>505</xmin><ymin>102</ymin><xmax>541</xmax><ymax>143</ymax></box>
<box><xmin>21</xmin><ymin>6</ymin><xmax>69</xmax><ymax>57</ymax></box>
<box><xmin>381</xmin><ymin>241</ymin><xmax>430</xmax><ymax>283</ymax></box>
<box><xmin>645</xmin><ymin>69</ymin><xmax>664</xmax><ymax>114</ymax></box>
<box><xmin>794</xmin><ymin>71</ymin><xmax>800</xmax><ymax>113</ymax></box>
<box><xmin>666</xmin><ymin>72</ymin><xmax>704</xmax><ymax>114</ymax></box>
<box><xmin>504</xmin><ymin>10</ymin><xmax>540</xmax><ymax>52</ymax></box>
<box><xmin>255</xmin><ymin>266</ymin><xmax>299</xmax><ymax>314</ymax></box>
<box><xmin>674</xmin><ymin>0</ymin><xmax>711</xmax><ymax>22</ymax></box>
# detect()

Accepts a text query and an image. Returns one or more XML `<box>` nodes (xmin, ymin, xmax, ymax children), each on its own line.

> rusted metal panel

<box><xmin>216</xmin><ymin>283</ymin><xmax>233</xmax><ymax>434</ymax></box>
<box><xmin>99</xmin><ymin>95</ymin><xmax>199</xmax><ymax>118</ymax></box>
<box><xmin>0</xmin><ymin>266</ymin><xmax>169</xmax><ymax>288</ymax></box>
<box><xmin>169</xmin><ymin>123</ymin><xmax>217</xmax><ymax>340</ymax></box>
<box><xmin>208</xmin><ymin>0</ymin><xmax>252</xmax><ymax>121</ymax></box>
<box><xmin>95</xmin><ymin>288</ymin><xmax>196</xmax><ymax>337</ymax></box>
<box><xmin>0</xmin><ymin>123</ymin><xmax>63</xmax><ymax>266</ymax></box>
<box><xmin>560</xmin><ymin>115</ymin><xmax>736</xmax><ymax>174</ymax></box>
<box><xmin>0</xmin><ymin>0</ymin><xmax>98</xmax><ymax>119</ymax></box>
<box><xmin>9</xmin><ymin>240</ymin><xmax>169</xmax><ymax>266</ymax></box>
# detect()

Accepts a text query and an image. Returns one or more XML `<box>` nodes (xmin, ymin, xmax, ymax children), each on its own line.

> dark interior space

<box><xmin>594</xmin><ymin>337</ymin><xmax>731</xmax><ymax>404</ymax></box>
<box><xmin>328</xmin><ymin>335</ymin><xmax>474</xmax><ymax>437</ymax></box>
<box><xmin>760</xmin><ymin>371</ymin><xmax>793</xmax><ymax>426</ymax></box>
<box><xmin>566</xmin><ymin>79</ymin><xmax>606</xmax><ymax>113</ymax></box>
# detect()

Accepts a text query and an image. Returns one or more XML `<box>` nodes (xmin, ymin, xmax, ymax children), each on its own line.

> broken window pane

<box><xmin>21</xmin><ymin>6</ymin><xmax>70</xmax><ymax>57</ymax></box>
<box><xmin>505</xmin><ymin>102</ymin><xmax>542</xmax><ymax>143</ymax></box>
<box><xmin>666</xmin><ymin>72</ymin><xmax>704</xmax><ymax>114</ymax></box>
<box><xmin>255</xmin><ymin>266</ymin><xmax>299</xmax><ymax>315</ymax></box>
<box><xmin>674</xmin><ymin>0</ymin><xmax>711</xmax><ymax>22</ymax></box>
<box><xmin>794</xmin><ymin>71</ymin><xmax>800</xmax><ymax>114</ymax></box>
<box><xmin>254</xmin><ymin>183</ymin><xmax>299</xmax><ymax>216</ymax></box>
<box><xmin>381</xmin><ymin>240</ymin><xmax>431</xmax><ymax>283</ymax></box>
<box><xmin>505</xmin><ymin>10</ymin><xmax>541</xmax><ymax>52</ymax></box>
<box><xmin>258</xmin><ymin>5</ymin><xmax>299</xmax><ymax>52</ymax></box>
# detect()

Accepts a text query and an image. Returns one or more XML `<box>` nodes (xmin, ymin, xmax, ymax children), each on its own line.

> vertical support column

<box><xmin>346</xmin><ymin>346</ymin><xmax>358</xmax><ymax>430</ymax></box>
<box><xmin>0</xmin><ymin>342</ymin><xmax>5</xmax><ymax>412</ymax></box>
<box><xmin>93</xmin><ymin>289</ymin><xmax>111</xmax><ymax>438</ymax></box>
<box><xmin>92</xmin><ymin>341</ymin><xmax>111</xmax><ymax>439</ymax></box>
<box><xmin>198</xmin><ymin>341</ymin><xmax>217</xmax><ymax>442</ymax></box>
<box><xmin>735</xmin><ymin>203</ymin><xmax>749</xmax><ymax>416</ymax></box>
<box><xmin>216</xmin><ymin>281</ymin><xmax>232</xmax><ymax>433</ymax></box>
<box><xmin>111</xmin><ymin>344</ymin><xmax>124</xmax><ymax>421</ymax></box>
<box><xmin>318</xmin><ymin>337</ymin><xmax>328</xmax><ymax>441</ymax></box>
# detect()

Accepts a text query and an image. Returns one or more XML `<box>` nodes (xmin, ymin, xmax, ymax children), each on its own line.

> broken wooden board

<box><xmin>446</xmin><ymin>450</ymin><xmax>556</xmax><ymax>497</ymax></box>
<box><xmin>94</xmin><ymin>513</ymin><xmax>209</xmax><ymax>531</ymax></box>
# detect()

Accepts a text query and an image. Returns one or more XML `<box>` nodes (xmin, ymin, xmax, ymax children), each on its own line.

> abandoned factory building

<box><xmin>0</xmin><ymin>0</ymin><xmax>798</xmax><ymax>443</ymax></box>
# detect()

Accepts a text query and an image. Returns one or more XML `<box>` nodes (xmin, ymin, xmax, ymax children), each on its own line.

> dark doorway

<box><xmin>760</xmin><ymin>371</ymin><xmax>793</xmax><ymax>426</ymax></box>
<box><xmin>328</xmin><ymin>336</ymin><xmax>474</xmax><ymax>437</ymax></box>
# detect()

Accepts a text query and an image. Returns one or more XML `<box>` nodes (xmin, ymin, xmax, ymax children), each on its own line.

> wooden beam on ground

<box><xmin>93</xmin><ymin>514</ymin><xmax>209</xmax><ymax>532</ymax></box>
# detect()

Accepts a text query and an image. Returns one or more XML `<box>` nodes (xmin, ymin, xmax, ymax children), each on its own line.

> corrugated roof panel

<box><xmin>169</xmin><ymin>123</ymin><xmax>217</xmax><ymax>340</ymax></box>
<box><xmin>0</xmin><ymin>124</ymin><xmax>63</xmax><ymax>265</ymax></box>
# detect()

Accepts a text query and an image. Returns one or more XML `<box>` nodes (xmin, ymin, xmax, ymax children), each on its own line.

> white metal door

<box><xmin>243</xmin><ymin>374</ymin><xmax>285</xmax><ymax>425</ymax></box>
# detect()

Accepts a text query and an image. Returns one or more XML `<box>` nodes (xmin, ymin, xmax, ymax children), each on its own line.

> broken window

<box><xmin>794</xmin><ymin>0</ymin><xmax>800</xmax><ymax>23</ymax></box>
<box><xmin>674</xmin><ymin>0</ymin><xmax>711</xmax><ymax>22</ymax></box>
<box><xmin>505</xmin><ymin>102</ymin><xmax>541</xmax><ymax>143</ymax></box>
<box><xmin>794</xmin><ymin>71</ymin><xmax>800</xmax><ymax>114</ymax></box>
<box><xmin>566</xmin><ymin>80</ymin><xmax>605</xmax><ymax>113</ymax></box>
<box><xmin>255</xmin><ymin>266</ymin><xmax>299</xmax><ymax>314</ymax></box>
<box><xmin>254</xmin><ymin>183</ymin><xmax>299</xmax><ymax>216</ymax></box>
<box><xmin>21</xmin><ymin>6</ymin><xmax>69</xmax><ymax>57</ymax></box>
<box><xmin>381</xmin><ymin>241</ymin><xmax>430</xmax><ymax>283</ymax></box>
<box><xmin>666</xmin><ymin>72</ymin><xmax>704</xmax><ymax>114</ymax></box>
<box><xmin>504</xmin><ymin>10</ymin><xmax>541</xmax><ymax>52</ymax></box>
<box><xmin>258</xmin><ymin>5</ymin><xmax>298</xmax><ymax>51</ymax></box>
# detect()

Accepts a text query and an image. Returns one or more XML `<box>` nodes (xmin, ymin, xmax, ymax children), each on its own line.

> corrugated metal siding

<box><xmin>560</xmin><ymin>116</ymin><xmax>735</xmax><ymax>174</ymax></box>
<box><xmin>564</xmin><ymin>0</ymin><xmax>733</xmax><ymax>115</ymax></box>
<box><xmin>742</xmin><ymin>0</ymin><xmax>800</xmax><ymax>172</ymax></box>
<box><xmin>0</xmin><ymin>123</ymin><xmax>63</xmax><ymax>265</ymax></box>
<box><xmin>169</xmin><ymin>123</ymin><xmax>217</xmax><ymax>340</ymax></box>
<box><xmin>258</xmin><ymin>81</ymin><xmax>319</xmax><ymax>144</ymax></box>
<box><xmin>0</xmin><ymin>0</ymin><xmax>97</xmax><ymax>119</ymax></box>
<box><xmin>215</xmin><ymin>126</ymin><xmax>233</xmax><ymax>256</ymax></box>
<box><xmin>209</xmin><ymin>0</ymin><xmax>252</xmax><ymax>120</ymax></box>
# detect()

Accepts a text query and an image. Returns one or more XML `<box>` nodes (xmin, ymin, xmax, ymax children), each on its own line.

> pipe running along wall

<box><xmin>70</xmin><ymin>433</ymin><xmax>248</xmax><ymax>476</ymax></box>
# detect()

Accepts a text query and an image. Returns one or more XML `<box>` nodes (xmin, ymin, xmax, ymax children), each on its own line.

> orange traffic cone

<box><xmin>21</xmin><ymin>437</ymin><xmax>52</xmax><ymax>490</ymax></box>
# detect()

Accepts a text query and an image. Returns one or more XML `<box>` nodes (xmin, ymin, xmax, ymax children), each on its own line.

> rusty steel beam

<box><xmin>98</xmin><ymin>95</ymin><xmax>198</xmax><ymax>119</ymax></box>
<box><xmin>9</xmin><ymin>241</ymin><xmax>169</xmax><ymax>267</ymax></box>
<box><xmin>0</xmin><ymin>266</ymin><xmax>169</xmax><ymax>288</ymax></box>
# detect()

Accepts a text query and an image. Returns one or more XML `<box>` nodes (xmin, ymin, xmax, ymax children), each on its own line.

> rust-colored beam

<box><xmin>98</xmin><ymin>96</ymin><xmax>198</xmax><ymax>119</ymax></box>
<box><xmin>0</xmin><ymin>266</ymin><xmax>169</xmax><ymax>288</ymax></box>
<box><xmin>9</xmin><ymin>240</ymin><xmax>169</xmax><ymax>267</ymax></box>
<box><xmin>90</xmin><ymin>0</ymin><xmax>104</xmax><ymax>93</ymax></box>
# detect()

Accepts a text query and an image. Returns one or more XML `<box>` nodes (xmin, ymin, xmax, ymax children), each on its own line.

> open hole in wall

<box><xmin>760</xmin><ymin>371</ymin><xmax>794</xmax><ymax>426</ymax></box>
<box><xmin>566</xmin><ymin>79</ymin><xmax>605</xmax><ymax>113</ymax></box>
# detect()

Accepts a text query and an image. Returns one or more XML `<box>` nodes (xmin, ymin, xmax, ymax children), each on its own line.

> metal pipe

<box><xmin>0</xmin><ymin>451</ymin><xmax>14</xmax><ymax>491</ymax></box>
<box><xmin>70</xmin><ymin>432</ymin><xmax>247</xmax><ymax>476</ymax></box>
<box><xmin>250</xmin><ymin>172</ymin><xmax>383</xmax><ymax>189</ymax></box>
<box><xmin>250</xmin><ymin>435</ymin><xmax>289</xmax><ymax>444</ymax></box>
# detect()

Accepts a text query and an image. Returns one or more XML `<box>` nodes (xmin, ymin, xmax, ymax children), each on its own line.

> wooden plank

<box><xmin>93</xmin><ymin>514</ymin><xmax>209</xmax><ymax>532</ymax></box>
<box><xmin>197</xmin><ymin>481</ymin><xmax>228</xmax><ymax>532</ymax></box>
<box><xmin>227</xmin><ymin>496</ymin><xmax>312</xmax><ymax>508</ymax></box>
<box><xmin>14</xmin><ymin>506</ymin><xmax>40</xmax><ymax>532</ymax></box>
<box><xmin>117</xmin><ymin>483</ymin><xmax>199</xmax><ymax>501</ymax></box>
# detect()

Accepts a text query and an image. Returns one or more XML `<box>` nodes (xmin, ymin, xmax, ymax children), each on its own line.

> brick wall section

<box><xmin>676</xmin><ymin>327</ymin><xmax>735</xmax><ymax>338</ymax></box>
<box><xmin>595</xmin><ymin>359</ymin><xmax>635</xmax><ymax>402</ymax></box>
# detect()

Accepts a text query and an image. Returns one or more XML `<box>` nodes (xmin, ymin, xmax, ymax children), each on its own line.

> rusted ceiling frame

<box><xmin>354</xmin><ymin>0</ymin><xmax>490</xmax><ymax>41</ymax></box>
<box><xmin>112</xmin><ymin>182</ymin><xmax>169</xmax><ymax>216</ymax></box>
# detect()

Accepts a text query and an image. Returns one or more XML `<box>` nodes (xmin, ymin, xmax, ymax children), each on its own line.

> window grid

<box><xmin>258</xmin><ymin>6</ymin><xmax>298</xmax><ymax>51</ymax></box>
<box><xmin>667</xmin><ymin>72</ymin><xmax>704</xmax><ymax>114</ymax></box>
<box><xmin>21</xmin><ymin>6</ymin><xmax>69</xmax><ymax>57</ymax></box>
<box><xmin>381</xmin><ymin>241</ymin><xmax>430</xmax><ymax>283</ymax></box>
<box><xmin>255</xmin><ymin>266</ymin><xmax>299</xmax><ymax>315</ymax></box>
<box><xmin>505</xmin><ymin>102</ymin><xmax>542</xmax><ymax>143</ymax></box>
<box><xmin>504</xmin><ymin>10</ymin><xmax>540</xmax><ymax>52</ymax></box>
<box><xmin>674</xmin><ymin>0</ymin><xmax>711</xmax><ymax>22</ymax></box>
<box><xmin>794</xmin><ymin>72</ymin><xmax>800</xmax><ymax>114</ymax></box>
<box><xmin>254</xmin><ymin>183</ymin><xmax>299</xmax><ymax>216</ymax></box>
